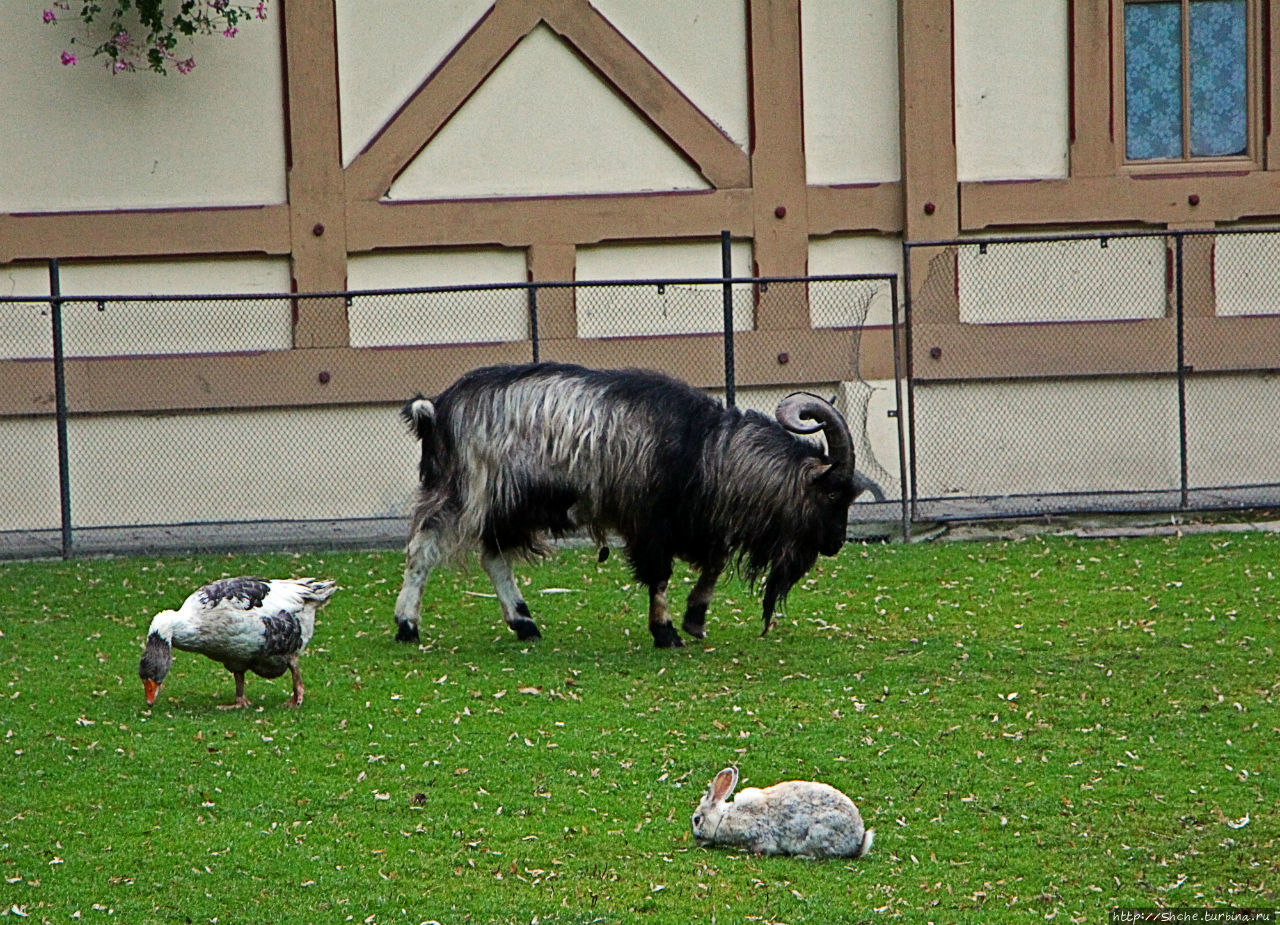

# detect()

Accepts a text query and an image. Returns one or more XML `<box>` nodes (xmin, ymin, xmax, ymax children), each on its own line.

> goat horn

<box><xmin>776</xmin><ymin>392</ymin><xmax>854</xmax><ymax>470</ymax></box>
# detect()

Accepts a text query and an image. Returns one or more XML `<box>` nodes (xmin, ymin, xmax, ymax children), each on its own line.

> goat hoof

<box><xmin>651</xmin><ymin>625</ymin><xmax>684</xmax><ymax>648</ymax></box>
<box><xmin>395</xmin><ymin>621</ymin><xmax>420</xmax><ymax>643</ymax></box>
<box><xmin>512</xmin><ymin>619</ymin><xmax>542</xmax><ymax>641</ymax></box>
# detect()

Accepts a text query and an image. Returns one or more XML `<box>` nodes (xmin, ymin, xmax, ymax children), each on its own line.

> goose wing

<box><xmin>172</xmin><ymin>578</ymin><xmax>328</xmax><ymax>663</ymax></box>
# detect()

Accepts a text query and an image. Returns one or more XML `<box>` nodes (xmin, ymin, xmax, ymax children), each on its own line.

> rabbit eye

<box><xmin>693</xmin><ymin>814</ymin><xmax>702</xmax><ymax>826</ymax></box>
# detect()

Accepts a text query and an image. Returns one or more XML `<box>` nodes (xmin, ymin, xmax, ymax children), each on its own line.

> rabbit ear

<box><xmin>709</xmin><ymin>767</ymin><xmax>738</xmax><ymax>804</ymax></box>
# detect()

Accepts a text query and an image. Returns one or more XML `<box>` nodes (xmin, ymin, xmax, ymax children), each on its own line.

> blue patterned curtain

<box><xmin>1124</xmin><ymin>0</ymin><xmax>1248</xmax><ymax>160</ymax></box>
<box><xmin>1125</xmin><ymin>2</ymin><xmax>1183</xmax><ymax>160</ymax></box>
<box><xmin>1189</xmin><ymin>0</ymin><xmax>1247</xmax><ymax>156</ymax></box>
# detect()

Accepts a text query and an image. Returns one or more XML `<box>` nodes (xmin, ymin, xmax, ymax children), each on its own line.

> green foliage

<box><xmin>1</xmin><ymin>533</ymin><xmax>1277</xmax><ymax>922</ymax></box>
<box><xmin>45</xmin><ymin>0</ymin><xmax>268</xmax><ymax>74</ymax></box>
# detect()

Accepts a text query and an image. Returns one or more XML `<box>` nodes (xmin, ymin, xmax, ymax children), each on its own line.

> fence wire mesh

<box><xmin>905</xmin><ymin>230</ymin><xmax>1280</xmax><ymax>521</ymax></box>
<box><xmin>0</xmin><ymin>273</ymin><xmax>900</xmax><ymax>558</ymax></box>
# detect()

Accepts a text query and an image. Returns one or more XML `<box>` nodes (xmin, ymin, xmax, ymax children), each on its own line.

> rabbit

<box><xmin>691</xmin><ymin>766</ymin><xmax>874</xmax><ymax>859</ymax></box>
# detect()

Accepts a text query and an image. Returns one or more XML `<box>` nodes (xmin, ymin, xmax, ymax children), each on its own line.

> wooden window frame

<box><xmin>1113</xmin><ymin>0</ymin><xmax>1264</xmax><ymax>174</ymax></box>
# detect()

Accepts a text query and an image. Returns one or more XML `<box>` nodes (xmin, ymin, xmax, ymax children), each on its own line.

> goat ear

<box><xmin>805</xmin><ymin>459</ymin><xmax>835</xmax><ymax>483</ymax></box>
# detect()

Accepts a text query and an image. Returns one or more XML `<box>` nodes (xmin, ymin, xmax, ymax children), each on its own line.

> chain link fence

<box><xmin>903</xmin><ymin>228</ymin><xmax>1280</xmax><ymax>523</ymax></box>
<box><xmin>10</xmin><ymin>226</ymin><xmax>1280</xmax><ymax>559</ymax></box>
<box><xmin>0</xmin><ymin>266</ymin><xmax>901</xmax><ymax>558</ymax></box>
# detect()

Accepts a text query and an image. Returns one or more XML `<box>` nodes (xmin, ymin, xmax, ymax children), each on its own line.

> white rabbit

<box><xmin>691</xmin><ymin>766</ymin><xmax>874</xmax><ymax>859</ymax></box>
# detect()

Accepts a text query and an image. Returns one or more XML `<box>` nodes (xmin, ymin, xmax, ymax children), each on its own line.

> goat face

<box><xmin>810</xmin><ymin>464</ymin><xmax>858</xmax><ymax>556</ymax></box>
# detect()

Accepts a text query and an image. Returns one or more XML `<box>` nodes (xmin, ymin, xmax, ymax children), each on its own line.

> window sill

<box><xmin>959</xmin><ymin>171</ymin><xmax>1280</xmax><ymax>230</ymax></box>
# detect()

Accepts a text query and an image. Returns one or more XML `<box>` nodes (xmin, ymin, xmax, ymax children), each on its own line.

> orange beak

<box><xmin>143</xmin><ymin>678</ymin><xmax>160</xmax><ymax>706</ymax></box>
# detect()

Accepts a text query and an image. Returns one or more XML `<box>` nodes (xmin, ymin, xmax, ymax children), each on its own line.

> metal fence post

<box><xmin>1174</xmin><ymin>233</ymin><xmax>1189</xmax><ymax>508</ymax></box>
<box><xmin>720</xmin><ymin>230</ymin><xmax>735</xmax><ymax>407</ymax></box>
<box><xmin>528</xmin><ymin>284</ymin><xmax>540</xmax><ymax>363</ymax></box>
<box><xmin>889</xmin><ymin>273</ymin><xmax>911</xmax><ymax>541</ymax></box>
<box><xmin>48</xmin><ymin>258</ymin><xmax>73</xmax><ymax>558</ymax></box>
<box><xmin>901</xmin><ymin>242</ymin><xmax>920</xmax><ymax>527</ymax></box>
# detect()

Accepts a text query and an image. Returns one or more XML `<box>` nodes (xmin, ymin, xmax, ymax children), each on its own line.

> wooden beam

<box><xmin>1268</xmin><ymin>3</ymin><xmax>1280</xmax><ymax>169</ymax></box>
<box><xmin>0</xmin><ymin>207</ymin><xmax>291</xmax><ymax>264</ymax></box>
<box><xmin>900</xmin><ymin>0</ymin><xmax>959</xmax><ymax>327</ymax></box>
<box><xmin>541</xmin><ymin>0</ymin><xmax>750</xmax><ymax>189</ymax></box>
<box><xmin>1</xmin><ymin>326</ymin><xmax>877</xmax><ymax>416</ymax></box>
<box><xmin>526</xmin><ymin>242</ymin><xmax>577</xmax><ymax>340</ymax></box>
<box><xmin>961</xmin><ymin>173</ymin><xmax>1280</xmax><ymax>230</ymax></box>
<box><xmin>748</xmin><ymin>0</ymin><xmax>810</xmax><ymax>326</ymax></box>
<box><xmin>806</xmin><ymin>183</ymin><xmax>905</xmax><ymax>235</ymax></box>
<box><xmin>0</xmin><ymin>343</ymin><xmax>534</xmax><ymax>417</ymax></box>
<box><xmin>1070</xmin><ymin>0</ymin><xmax>1116</xmax><ymax>177</ymax></box>
<box><xmin>899</xmin><ymin>0</ymin><xmax>959</xmax><ymax>242</ymax></box>
<box><xmin>282</xmin><ymin>0</ymin><xmax>349</xmax><ymax>345</ymax></box>
<box><xmin>346</xmin><ymin>189</ymin><xmax>755</xmax><ymax>251</ymax></box>
<box><xmin>343</xmin><ymin>0</ymin><xmax>538</xmax><ymax>202</ymax></box>
<box><xmin>912</xmin><ymin>318</ymin><xmax>1178</xmax><ymax>380</ymax></box>
<box><xmin>1185</xmin><ymin>315</ymin><xmax>1280</xmax><ymax>371</ymax></box>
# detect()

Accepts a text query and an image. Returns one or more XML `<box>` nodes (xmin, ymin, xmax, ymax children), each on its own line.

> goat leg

<box><xmin>482</xmin><ymin>547</ymin><xmax>541</xmax><ymax>641</ymax></box>
<box><xmin>681</xmin><ymin>560</ymin><xmax>723</xmax><ymax>639</ymax></box>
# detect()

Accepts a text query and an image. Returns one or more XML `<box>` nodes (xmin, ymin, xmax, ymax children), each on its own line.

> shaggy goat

<box><xmin>393</xmin><ymin>362</ymin><xmax>865</xmax><ymax>647</ymax></box>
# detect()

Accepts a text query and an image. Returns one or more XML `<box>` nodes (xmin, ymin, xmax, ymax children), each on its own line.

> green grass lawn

<box><xmin>1</xmin><ymin>531</ymin><xmax>1277</xmax><ymax>923</ymax></box>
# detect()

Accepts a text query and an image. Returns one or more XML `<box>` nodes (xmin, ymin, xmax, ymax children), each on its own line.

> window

<box><xmin>1122</xmin><ymin>0</ymin><xmax>1256</xmax><ymax>163</ymax></box>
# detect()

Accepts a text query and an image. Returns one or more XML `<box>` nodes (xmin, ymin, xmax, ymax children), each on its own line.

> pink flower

<box><xmin>222</xmin><ymin>26</ymin><xmax>238</xmax><ymax>38</ymax></box>
<box><xmin>176</xmin><ymin>57</ymin><xmax>195</xmax><ymax>74</ymax></box>
<box><xmin>60</xmin><ymin>50</ymin><xmax>77</xmax><ymax>65</ymax></box>
<box><xmin>255</xmin><ymin>1</ymin><xmax>268</xmax><ymax>19</ymax></box>
<box><xmin>43</xmin><ymin>9</ymin><xmax>57</xmax><ymax>23</ymax></box>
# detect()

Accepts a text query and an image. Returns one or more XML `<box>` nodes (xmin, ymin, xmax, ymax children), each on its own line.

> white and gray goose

<box><xmin>138</xmin><ymin>577</ymin><xmax>336</xmax><ymax>710</ymax></box>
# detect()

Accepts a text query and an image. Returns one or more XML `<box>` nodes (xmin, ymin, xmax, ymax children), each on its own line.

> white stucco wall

<box><xmin>913</xmin><ymin>377</ymin><xmax>1183</xmax><ymax>497</ymax></box>
<box><xmin>1213</xmin><ymin>233</ymin><xmax>1280</xmax><ymax>316</ymax></box>
<box><xmin>389</xmin><ymin>25</ymin><xmax>709</xmax><ymax>200</ymax></box>
<box><xmin>589</xmin><ymin>0</ymin><xmax>749</xmax><ymax>148</ymax></box>
<box><xmin>1186</xmin><ymin>377</ymin><xmax>1280</xmax><ymax>485</ymax></box>
<box><xmin>58</xmin><ymin>404</ymin><xmax>417</xmax><ymax>528</ymax></box>
<box><xmin>808</xmin><ymin>235</ymin><xmax>902</xmax><ymax>328</ymax></box>
<box><xmin>914</xmin><ymin>374</ymin><xmax>1280</xmax><ymax>499</ymax></box>
<box><xmin>2</xmin><ymin>5</ymin><xmax>286</xmax><ymax>211</ymax></box>
<box><xmin>574</xmin><ymin>239</ymin><xmax>753</xmax><ymax>337</ymax></box>
<box><xmin>954</xmin><ymin>0</ymin><xmax>1070</xmax><ymax>182</ymax></box>
<box><xmin>958</xmin><ymin>237</ymin><xmax>1168</xmax><ymax>324</ymax></box>
<box><xmin>801</xmin><ymin>0</ymin><xmax>901</xmax><ymax>185</ymax></box>
<box><xmin>347</xmin><ymin>248</ymin><xmax>529</xmax><ymax>347</ymax></box>
<box><xmin>335</xmin><ymin>0</ymin><xmax>493</xmax><ymax>167</ymax></box>
<box><xmin>0</xmin><ymin>418</ymin><xmax>61</xmax><ymax>531</ymax></box>
<box><xmin>1</xmin><ymin>258</ymin><xmax>292</xmax><ymax>360</ymax></box>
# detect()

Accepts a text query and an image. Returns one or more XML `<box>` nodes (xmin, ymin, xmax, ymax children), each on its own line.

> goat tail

<box><xmin>401</xmin><ymin>395</ymin><xmax>437</xmax><ymax>442</ymax></box>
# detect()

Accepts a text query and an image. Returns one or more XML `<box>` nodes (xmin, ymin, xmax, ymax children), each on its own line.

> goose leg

<box><xmin>284</xmin><ymin>655</ymin><xmax>305</xmax><ymax>708</ymax></box>
<box><xmin>218</xmin><ymin>671</ymin><xmax>251</xmax><ymax>710</ymax></box>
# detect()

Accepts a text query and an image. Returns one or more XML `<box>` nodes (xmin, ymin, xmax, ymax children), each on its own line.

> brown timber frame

<box><xmin>6</xmin><ymin>0</ymin><xmax>1280</xmax><ymax>418</ymax></box>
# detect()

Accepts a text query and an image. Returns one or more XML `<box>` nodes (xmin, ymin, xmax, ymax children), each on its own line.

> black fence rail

<box><xmin>0</xmin><ymin>259</ymin><xmax>902</xmax><ymax>558</ymax></box>
<box><xmin>903</xmin><ymin>227</ymin><xmax>1280</xmax><ymax>524</ymax></box>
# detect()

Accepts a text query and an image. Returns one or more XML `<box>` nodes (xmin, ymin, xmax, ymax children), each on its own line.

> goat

<box><xmin>393</xmin><ymin>362</ymin><xmax>867</xmax><ymax>647</ymax></box>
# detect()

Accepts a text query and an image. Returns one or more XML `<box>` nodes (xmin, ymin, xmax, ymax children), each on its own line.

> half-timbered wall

<box><xmin>6</xmin><ymin>0</ymin><xmax>1280</xmax><ymax>530</ymax></box>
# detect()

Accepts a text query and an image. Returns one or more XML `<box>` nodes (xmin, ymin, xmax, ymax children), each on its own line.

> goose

<box><xmin>138</xmin><ymin>577</ymin><xmax>336</xmax><ymax>709</ymax></box>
